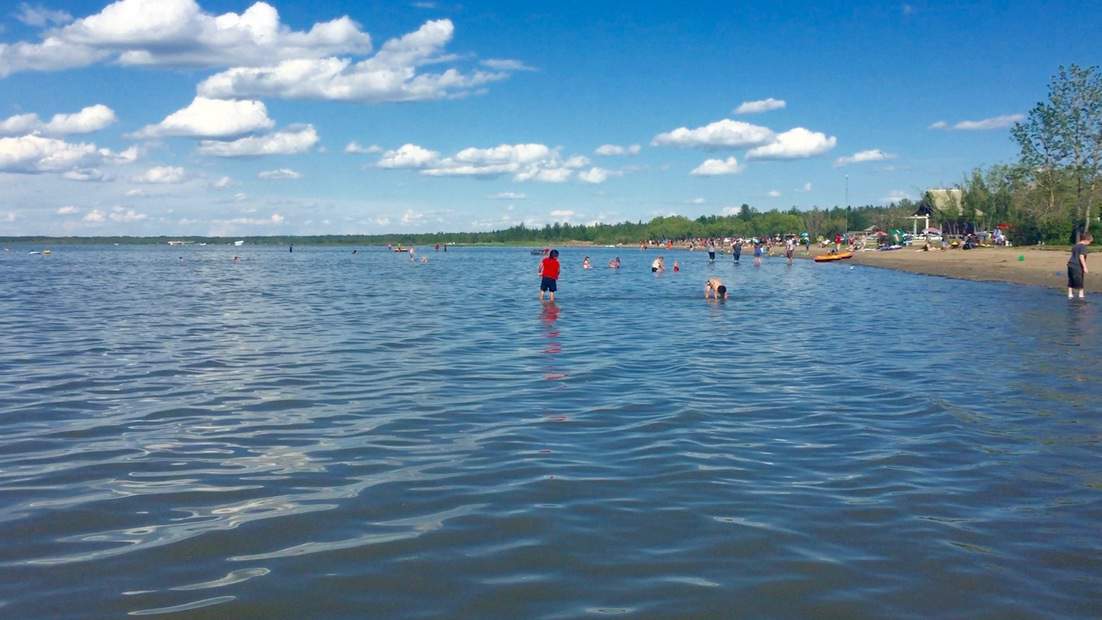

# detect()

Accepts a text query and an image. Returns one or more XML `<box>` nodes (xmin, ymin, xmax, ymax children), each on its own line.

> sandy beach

<box><xmin>806</xmin><ymin>246</ymin><xmax>1096</xmax><ymax>291</ymax></box>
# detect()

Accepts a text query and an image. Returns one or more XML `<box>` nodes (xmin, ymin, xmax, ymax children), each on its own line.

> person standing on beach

<box><xmin>1068</xmin><ymin>233</ymin><xmax>1091</xmax><ymax>299</ymax></box>
<box><xmin>539</xmin><ymin>249</ymin><xmax>561</xmax><ymax>302</ymax></box>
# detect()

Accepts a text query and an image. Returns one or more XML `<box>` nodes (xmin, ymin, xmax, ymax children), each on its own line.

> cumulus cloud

<box><xmin>834</xmin><ymin>148</ymin><xmax>895</xmax><ymax>167</ymax></box>
<box><xmin>767</xmin><ymin>190</ymin><xmax>781</xmax><ymax>198</ymax></box>
<box><xmin>931</xmin><ymin>114</ymin><xmax>1024</xmax><ymax>131</ymax></box>
<box><xmin>197</xmin><ymin>19</ymin><xmax>517</xmax><ymax>102</ymax></box>
<box><xmin>82</xmin><ymin>208</ymin><xmax>106</xmax><ymax>222</ymax></box>
<box><xmin>0</xmin><ymin>104</ymin><xmax>116</xmax><ymax>136</ymax></box>
<box><xmin>0</xmin><ymin>134</ymin><xmax>135</xmax><ymax>174</ymax></box>
<box><xmin>746</xmin><ymin>127</ymin><xmax>836</xmax><ymax>160</ymax></box>
<box><xmin>798</xmin><ymin>182</ymin><xmax>812</xmax><ymax>192</ymax></box>
<box><xmin>689</xmin><ymin>197</ymin><xmax>706</xmax><ymax>205</ymax></box>
<box><xmin>212</xmin><ymin>175</ymin><xmax>233</xmax><ymax>189</ymax></box>
<box><xmin>197</xmin><ymin>125</ymin><xmax>318</xmax><ymax>157</ymax></box>
<box><xmin>15</xmin><ymin>3</ymin><xmax>73</xmax><ymax>27</ymax></box>
<box><xmin>690</xmin><ymin>156</ymin><xmax>742</xmax><ymax>176</ymax></box>
<box><xmin>258</xmin><ymin>168</ymin><xmax>301</xmax><ymax>179</ymax></box>
<box><xmin>652</xmin><ymin>119</ymin><xmax>773</xmax><ymax>149</ymax></box>
<box><xmin>133</xmin><ymin>165</ymin><xmax>186</xmax><ymax>184</ymax></box>
<box><xmin>63</xmin><ymin>167</ymin><xmax>108</xmax><ymax>181</ymax></box>
<box><xmin>345</xmin><ymin>141</ymin><xmax>382</xmax><ymax>154</ymax></box>
<box><xmin>109</xmin><ymin>207</ymin><xmax>146</xmax><ymax>222</ymax></box>
<box><xmin>578</xmin><ymin>167</ymin><xmax>619</xmax><ymax>184</ymax></box>
<box><xmin>734</xmin><ymin>97</ymin><xmax>786</xmax><ymax>114</ymax></box>
<box><xmin>594</xmin><ymin>143</ymin><xmax>641</xmax><ymax>156</ymax></box>
<box><xmin>56</xmin><ymin>205</ymin><xmax>80</xmax><ymax>214</ymax></box>
<box><xmin>377</xmin><ymin>143</ymin><xmax>440</xmax><ymax>168</ymax></box>
<box><xmin>549</xmin><ymin>209</ymin><xmax>574</xmax><ymax>219</ymax></box>
<box><xmin>491</xmin><ymin>191</ymin><xmax>526</xmax><ymax>200</ymax></box>
<box><xmin>0</xmin><ymin>0</ymin><xmax>374</xmax><ymax>77</ymax></box>
<box><xmin>380</xmin><ymin>142</ymin><xmax>585</xmax><ymax>183</ymax></box>
<box><xmin>133</xmin><ymin>97</ymin><xmax>273</xmax><ymax>139</ymax></box>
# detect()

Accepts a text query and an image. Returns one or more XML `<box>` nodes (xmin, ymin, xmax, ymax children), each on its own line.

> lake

<box><xmin>0</xmin><ymin>244</ymin><xmax>1099</xmax><ymax>618</ymax></box>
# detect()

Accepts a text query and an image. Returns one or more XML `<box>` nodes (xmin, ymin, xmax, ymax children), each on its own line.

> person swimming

<box><xmin>651</xmin><ymin>256</ymin><xmax>665</xmax><ymax>273</ymax></box>
<box><xmin>608</xmin><ymin>256</ymin><xmax>621</xmax><ymax>269</ymax></box>
<box><xmin>582</xmin><ymin>256</ymin><xmax>592</xmax><ymax>269</ymax></box>
<box><xmin>672</xmin><ymin>259</ymin><xmax>680</xmax><ymax>272</ymax></box>
<box><xmin>704</xmin><ymin>277</ymin><xmax>728</xmax><ymax>300</ymax></box>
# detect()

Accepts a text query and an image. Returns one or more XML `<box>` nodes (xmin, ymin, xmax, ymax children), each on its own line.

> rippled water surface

<box><xmin>1</xmin><ymin>244</ymin><xmax>1100</xmax><ymax>618</ymax></box>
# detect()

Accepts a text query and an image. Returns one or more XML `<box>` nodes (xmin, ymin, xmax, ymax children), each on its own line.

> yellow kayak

<box><xmin>814</xmin><ymin>251</ymin><xmax>853</xmax><ymax>262</ymax></box>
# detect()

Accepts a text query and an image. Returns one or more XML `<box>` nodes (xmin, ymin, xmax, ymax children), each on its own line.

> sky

<box><xmin>0</xmin><ymin>0</ymin><xmax>1099</xmax><ymax>236</ymax></box>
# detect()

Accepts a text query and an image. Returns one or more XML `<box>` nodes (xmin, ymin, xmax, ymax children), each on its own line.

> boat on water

<box><xmin>814</xmin><ymin>251</ymin><xmax>854</xmax><ymax>262</ymax></box>
<box><xmin>233</xmin><ymin>240</ymin><xmax>245</xmax><ymax>247</ymax></box>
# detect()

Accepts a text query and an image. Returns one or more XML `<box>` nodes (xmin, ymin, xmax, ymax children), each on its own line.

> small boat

<box><xmin>42</xmin><ymin>250</ymin><xmax>51</xmax><ymax>255</ymax></box>
<box><xmin>394</xmin><ymin>246</ymin><xmax>410</xmax><ymax>253</ymax></box>
<box><xmin>233</xmin><ymin>240</ymin><xmax>245</xmax><ymax>247</ymax></box>
<box><xmin>814</xmin><ymin>251</ymin><xmax>854</xmax><ymax>262</ymax></box>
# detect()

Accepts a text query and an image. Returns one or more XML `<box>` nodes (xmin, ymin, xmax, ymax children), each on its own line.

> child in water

<box><xmin>582</xmin><ymin>256</ymin><xmax>592</xmax><ymax>269</ymax></box>
<box><xmin>673</xmin><ymin>259</ymin><xmax>680</xmax><ymax>272</ymax></box>
<box><xmin>1068</xmin><ymin>232</ymin><xmax>1091</xmax><ymax>299</ymax></box>
<box><xmin>704</xmin><ymin>277</ymin><xmax>728</xmax><ymax>300</ymax></box>
<box><xmin>539</xmin><ymin>249</ymin><xmax>561</xmax><ymax>302</ymax></box>
<box><xmin>608</xmin><ymin>256</ymin><xmax>621</xmax><ymax>269</ymax></box>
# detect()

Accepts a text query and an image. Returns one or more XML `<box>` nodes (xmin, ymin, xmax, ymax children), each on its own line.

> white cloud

<box><xmin>491</xmin><ymin>192</ymin><xmax>526</xmax><ymax>200</ymax></box>
<box><xmin>746</xmin><ymin>127</ymin><xmax>836</xmax><ymax>160</ymax></box>
<box><xmin>935</xmin><ymin>114</ymin><xmax>1024</xmax><ymax>131</ymax></box>
<box><xmin>690</xmin><ymin>156</ymin><xmax>742</xmax><ymax>176</ymax></box>
<box><xmin>258</xmin><ymin>168</ymin><xmax>301</xmax><ymax>180</ymax></box>
<box><xmin>549</xmin><ymin>209</ymin><xmax>574</xmax><ymax>219</ymax></box>
<box><xmin>62</xmin><ymin>167</ymin><xmax>107</xmax><ymax>181</ymax></box>
<box><xmin>378</xmin><ymin>142</ymin><xmax>590</xmax><ymax>183</ymax></box>
<box><xmin>767</xmin><ymin>190</ymin><xmax>781</xmax><ymax>198</ymax></box>
<box><xmin>734</xmin><ymin>97</ymin><xmax>786</xmax><ymax>114</ymax></box>
<box><xmin>0</xmin><ymin>113</ymin><xmax>40</xmax><ymax>135</ymax></box>
<box><xmin>0</xmin><ymin>0</ymin><xmax>375</xmax><ymax>77</ymax></box>
<box><xmin>197</xmin><ymin>19</ymin><xmax>518</xmax><ymax>102</ymax></box>
<box><xmin>834</xmin><ymin>148</ymin><xmax>895</xmax><ymax>167</ymax></box>
<box><xmin>0</xmin><ymin>104</ymin><xmax>116</xmax><ymax>136</ymax></box>
<box><xmin>109</xmin><ymin>207</ymin><xmax>146</xmax><ymax>222</ymax></box>
<box><xmin>578</xmin><ymin>167</ymin><xmax>619</xmax><ymax>184</ymax></box>
<box><xmin>15</xmin><ymin>3</ymin><xmax>73</xmax><ymax>27</ymax></box>
<box><xmin>0</xmin><ymin>134</ymin><xmax>133</xmax><ymax>174</ymax></box>
<box><xmin>212</xmin><ymin>175</ymin><xmax>233</xmax><ymax>189</ymax></box>
<box><xmin>690</xmin><ymin>197</ymin><xmax>706</xmax><ymax>205</ymax></box>
<box><xmin>56</xmin><ymin>205</ymin><xmax>80</xmax><ymax>214</ymax></box>
<box><xmin>1</xmin><ymin>211</ymin><xmax>16</xmax><ymax>223</ymax></box>
<box><xmin>653</xmin><ymin>119</ymin><xmax>773</xmax><ymax>149</ymax></box>
<box><xmin>134</xmin><ymin>97</ymin><xmax>273</xmax><ymax>138</ymax></box>
<box><xmin>595</xmin><ymin>143</ymin><xmax>641</xmax><ymax>156</ymax></box>
<box><xmin>134</xmin><ymin>165</ymin><xmax>186</xmax><ymax>184</ymax></box>
<box><xmin>798</xmin><ymin>182</ymin><xmax>812</xmax><ymax>192</ymax></box>
<box><xmin>480</xmin><ymin>58</ymin><xmax>534</xmax><ymax>71</ymax></box>
<box><xmin>82</xmin><ymin>208</ymin><xmax>106</xmax><ymax>222</ymax></box>
<box><xmin>401</xmin><ymin>209</ymin><xmax>425</xmax><ymax>224</ymax></box>
<box><xmin>377</xmin><ymin>143</ymin><xmax>440</xmax><ymax>168</ymax></box>
<box><xmin>345</xmin><ymin>141</ymin><xmax>382</xmax><ymax>154</ymax></box>
<box><xmin>198</xmin><ymin>125</ymin><xmax>318</xmax><ymax>157</ymax></box>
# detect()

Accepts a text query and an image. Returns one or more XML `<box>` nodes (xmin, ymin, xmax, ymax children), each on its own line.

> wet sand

<box><xmin>806</xmin><ymin>246</ymin><xmax>1095</xmax><ymax>291</ymax></box>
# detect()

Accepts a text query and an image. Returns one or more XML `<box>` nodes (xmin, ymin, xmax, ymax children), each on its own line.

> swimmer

<box><xmin>732</xmin><ymin>239</ymin><xmax>742</xmax><ymax>262</ymax></box>
<box><xmin>673</xmin><ymin>259</ymin><xmax>680</xmax><ymax>272</ymax></box>
<box><xmin>582</xmin><ymin>256</ymin><xmax>592</xmax><ymax>269</ymax></box>
<box><xmin>707</xmin><ymin>239</ymin><xmax>716</xmax><ymax>261</ymax></box>
<box><xmin>233</xmin><ymin>256</ymin><xmax>240</xmax><ymax>262</ymax></box>
<box><xmin>539</xmin><ymin>249</ymin><xmax>560</xmax><ymax>302</ymax></box>
<box><xmin>421</xmin><ymin>256</ymin><xmax>429</xmax><ymax>264</ymax></box>
<box><xmin>784</xmin><ymin>237</ymin><xmax>795</xmax><ymax>264</ymax></box>
<box><xmin>651</xmin><ymin>256</ymin><xmax>665</xmax><ymax>273</ymax></box>
<box><xmin>608</xmin><ymin>256</ymin><xmax>621</xmax><ymax>269</ymax></box>
<box><xmin>352</xmin><ymin>249</ymin><xmax>358</xmax><ymax>254</ymax></box>
<box><xmin>704</xmin><ymin>277</ymin><xmax>728</xmax><ymax>300</ymax></box>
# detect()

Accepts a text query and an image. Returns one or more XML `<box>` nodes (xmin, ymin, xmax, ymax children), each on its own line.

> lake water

<box><xmin>1</xmin><ymin>244</ymin><xmax>1099</xmax><ymax>618</ymax></box>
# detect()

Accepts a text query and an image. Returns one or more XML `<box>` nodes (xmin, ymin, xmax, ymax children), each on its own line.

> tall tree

<box><xmin>1012</xmin><ymin>64</ymin><xmax>1102</xmax><ymax>238</ymax></box>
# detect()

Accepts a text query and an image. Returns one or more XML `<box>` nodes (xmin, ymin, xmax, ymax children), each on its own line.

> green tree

<box><xmin>1012</xmin><ymin>64</ymin><xmax>1102</xmax><ymax>239</ymax></box>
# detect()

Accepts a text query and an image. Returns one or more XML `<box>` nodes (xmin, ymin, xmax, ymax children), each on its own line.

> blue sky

<box><xmin>0</xmin><ymin>0</ymin><xmax>1098</xmax><ymax>235</ymax></box>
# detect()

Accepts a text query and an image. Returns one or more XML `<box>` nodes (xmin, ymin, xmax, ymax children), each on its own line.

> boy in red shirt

<box><xmin>538</xmin><ymin>249</ymin><xmax>560</xmax><ymax>301</ymax></box>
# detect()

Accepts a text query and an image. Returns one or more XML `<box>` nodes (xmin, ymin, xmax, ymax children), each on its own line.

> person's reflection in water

<box><xmin>541</xmin><ymin>301</ymin><xmax>567</xmax><ymax>381</ymax></box>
